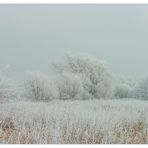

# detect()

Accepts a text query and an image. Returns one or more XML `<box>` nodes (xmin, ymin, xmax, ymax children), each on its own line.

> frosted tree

<box><xmin>133</xmin><ymin>77</ymin><xmax>148</xmax><ymax>100</ymax></box>
<box><xmin>0</xmin><ymin>69</ymin><xmax>17</xmax><ymax>102</ymax></box>
<box><xmin>53</xmin><ymin>53</ymin><xmax>113</xmax><ymax>99</ymax></box>
<box><xmin>24</xmin><ymin>71</ymin><xmax>58</xmax><ymax>101</ymax></box>
<box><xmin>56</xmin><ymin>72</ymin><xmax>90</xmax><ymax>100</ymax></box>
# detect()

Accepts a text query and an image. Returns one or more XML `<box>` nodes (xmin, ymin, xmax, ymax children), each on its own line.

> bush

<box><xmin>0</xmin><ymin>70</ymin><xmax>17</xmax><ymax>102</ymax></box>
<box><xmin>114</xmin><ymin>83</ymin><xmax>132</xmax><ymax>98</ymax></box>
<box><xmin>53</xmin><ymin>53</ymin><xmax>112</xmax><ymax>99</ymax></box>
<box><xmin>24</xmin><ymin>71</ymin><xmax>58</xmax><ymax>101</ymax></box>
<box><xmin>132</xmin><ymin>77</ymin><xmax>148</xmax><ymax>100</ymax></box>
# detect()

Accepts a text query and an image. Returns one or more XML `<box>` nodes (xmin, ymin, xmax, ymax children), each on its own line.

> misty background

<box><xmin>0</xmin><ymin>4</ymin><xmax>148</xmax><ymax>80</ymax></box>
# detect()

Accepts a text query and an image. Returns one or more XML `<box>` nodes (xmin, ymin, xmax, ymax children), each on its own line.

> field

<box><xmin>0</xmin><ymin>99</ymin><xmax>148</xmax><ymax>144</ymax></box>
<box><xmin>1</xmin><ymin>3</ymin><xmax>148</xmax><ymax>145</ymax></box>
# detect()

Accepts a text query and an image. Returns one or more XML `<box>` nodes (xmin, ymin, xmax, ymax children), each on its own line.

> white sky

<box><xmin>0</xmin><ymin>4</ymin><xmax>148</xmax><ymax>79</ymax></box>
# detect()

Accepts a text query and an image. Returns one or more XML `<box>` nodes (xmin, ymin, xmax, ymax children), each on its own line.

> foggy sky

<box><xmin>0</xmin><ymin>4</ymin><xmax>148</xmax><ymax>79</ymax></box>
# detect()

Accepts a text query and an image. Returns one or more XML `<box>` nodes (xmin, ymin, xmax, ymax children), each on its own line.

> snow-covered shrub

<box><xmin>133</xmin><ymin>77</ymin><xmax>148</xmax><ymax>100</ymax></box>
<box><xmin>56</xmin><ymin>72</ymin><xmax>89</xmax><ymax>100</ymax></box>
<box><xmin>0</xmin><ymin>70</ymin><xmax>17</xmax><ymax>102</ymax></box>
<box><xmin>24</xmin><ymin>71</ymin><xmax>58</xmax><ymax>101</ymax></box>
<box><xmin>114</xmin><ymin>83</ymin><xmax>132</xmax><ymax>98</ymax></box>
<box><xmin>113</xmin><ymin>76</ymin><xmax>138</xmax><ymax>99</ymax></box>
<box><xmin>53</xmin><ymin>53</ymin><xmax>112</xmax><ymax>99</ymax></box>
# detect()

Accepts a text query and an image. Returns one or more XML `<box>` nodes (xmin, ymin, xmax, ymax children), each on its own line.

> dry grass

<box><xmin>0</xmin><ymin>99</ymin><xmax>148</xmax><ymax>144</ymax></box>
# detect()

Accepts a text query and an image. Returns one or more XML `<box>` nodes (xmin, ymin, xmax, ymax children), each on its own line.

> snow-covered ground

<box><xmin>0</xmin><ymin>99</ymin><xmax>148</xmax><ymax>144</ymax></box>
